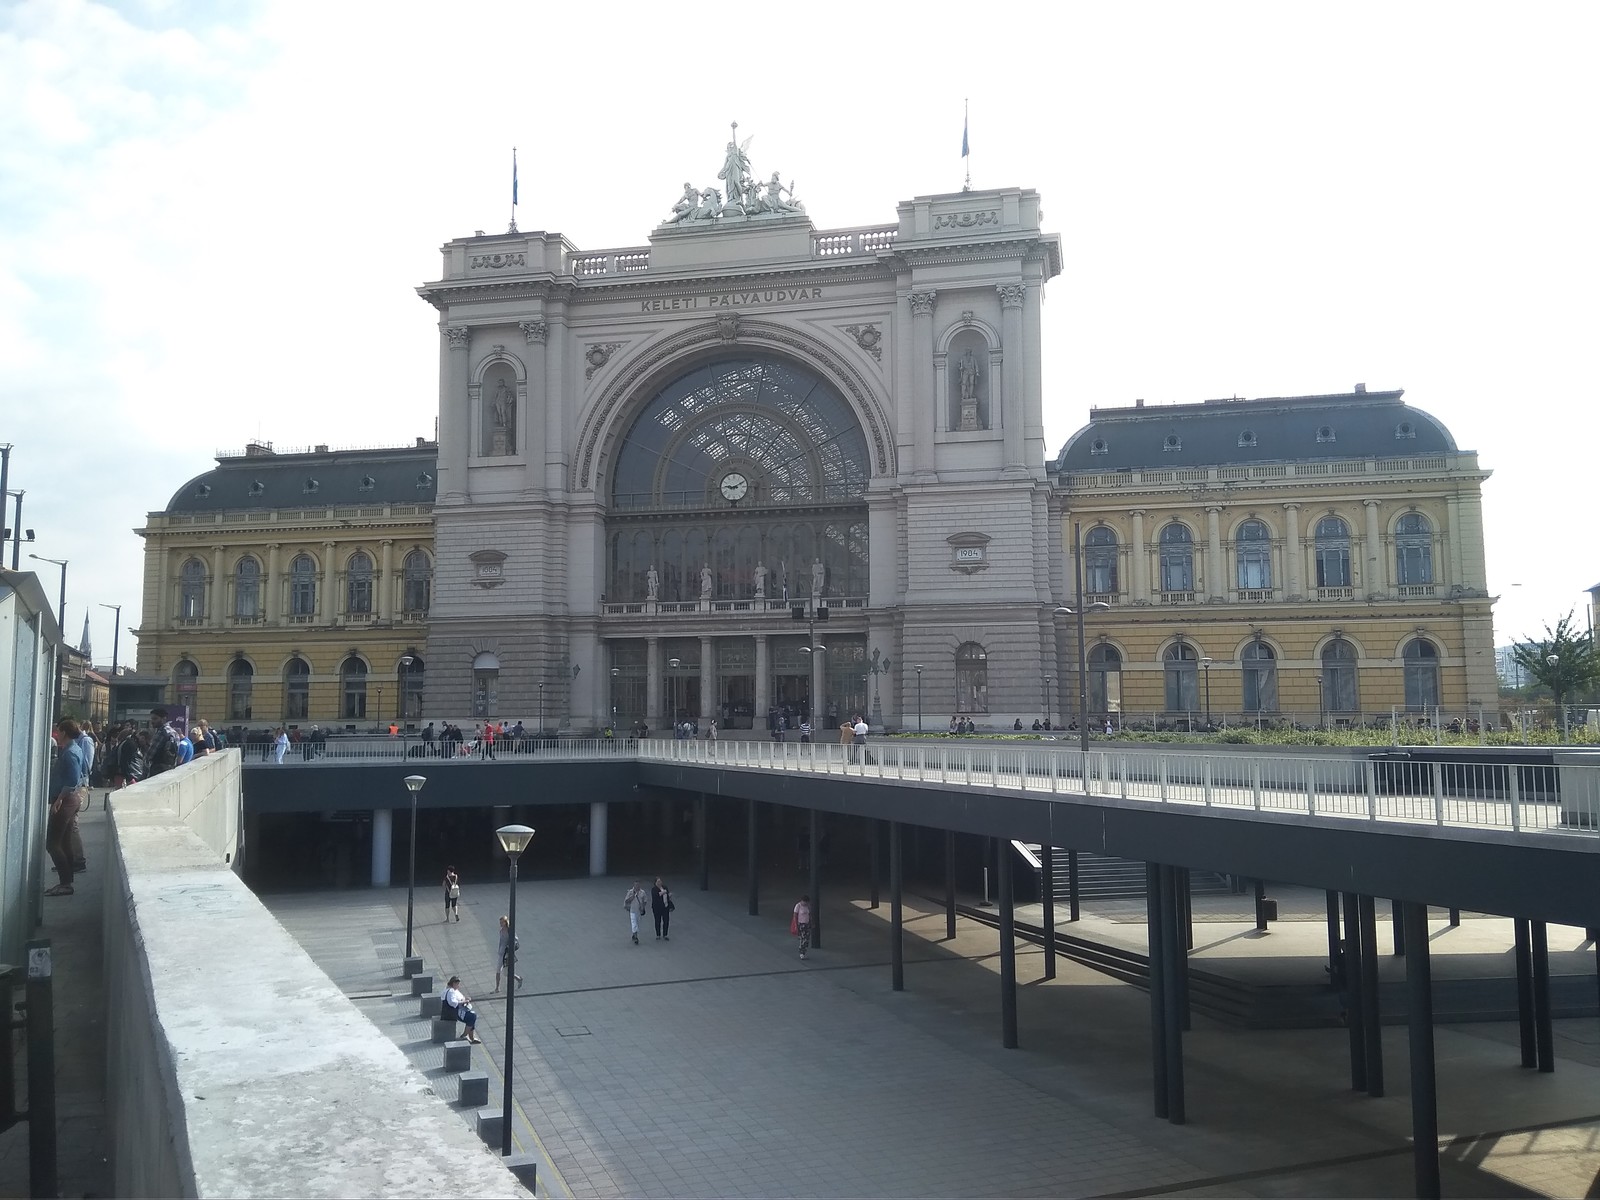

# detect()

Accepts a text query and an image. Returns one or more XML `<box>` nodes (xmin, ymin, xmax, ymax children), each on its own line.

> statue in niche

<box><xmin>811</xmin><ymin>557</ymin><xmax>825</xmax><ymax>598</ymax></box>
<box><xmin>956</xmin><ymin>348</ymin><xmax>983</xmax><ymax>432</ymax></box>
<box><xmin>700</xmin><ymin>563</ymin><xmax>714</xmax><ymax>598</ymax></box>
<box><xmin>646</xmin><ymin>564</ymin><xmax>659</xmax><ymax>600</ymax></box>
<box><xmin>490</xmin><ymin>379</ymin><xmax>516</xmax><ymax>454</ymax></box>
<box><xmin>753</xmin><ymin>563</ymin><xmax>767</xmax><ymax>598</ymax></box>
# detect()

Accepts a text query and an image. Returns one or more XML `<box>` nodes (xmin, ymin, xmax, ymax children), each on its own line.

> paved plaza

<box><xmin>265</xmin><ymin>867</ymin><xmax>1600</xmax><ymax>1198</ymax></box>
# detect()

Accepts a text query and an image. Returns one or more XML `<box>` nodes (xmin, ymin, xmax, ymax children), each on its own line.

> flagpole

<box><xmin>509</xmin><ymin>146</ymin><xmax>519</xmax><ymax>233</ymax></box>
<box><xmin>963</xmin><ymin>99</ymin><xmax>971</xmax><ymax>192</ymax></box>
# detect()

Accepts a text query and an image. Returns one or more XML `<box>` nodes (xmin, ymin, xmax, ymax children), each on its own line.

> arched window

<box><xmin>399</xmin><ymin>654</ymin><xmax>425</xmax><ymax>719</ymax></box>
<box><xmin>1242</xmin><ymin>641</ymin><xmax>1278</xmax><ymax>713</ymax></box>
<box><xmin>228</xmin><ymin>659</ymin><xmax>254</xmax><ymax>720</ymax></box>
<box><xmin>1395</xmin><ymin>513</ymin><xmax>1433</xmax><ymax>586</ymax></box>
<box><xmin>473</xmin><ymin>651</ymin><xmax>500</xmax><ymax>718</ymax></box>
<box><xmin>1235</xmin><ymin>520</ymin><xmax>1273</xmax><ymax>591</ymax></box>
<box><xmin>1159</xmin><ymin>524</ymin><xmax>1194</xmax><ymax>594</ymax></box>
<box><xmin>1314</xmin><ymin>516</ymin><xmax>1351</xmax><ymax>588</ymax></box>
<box><xmin>955</xmin><ymin>643</ymin><xmax>988</xmax><ymax>714</ymax></box>
<box><xmin>284</xmin><ymin>657</ymin><xmax>311</xmax><ymax>720</ymax></box>
<box><xmin>1084</xmin><ymin>526</ymin><xmax>1118</xmax><ymax>596</ymax></box>
<box><xmin>1321</xmin><ymin>639</ymin><xmax>1358</xmax><ymax>714</ymax></box>
<box><xmin>174</xmin><ymin>659</ymin><xmax>199</xmax><ymax>712</ymax></box>
<box><xmin>234</xmin><ymin>557</ymin><xmax>261</xmax><ymax>620</ymax></box>
<box><xmin>1403</xmin><ymin>638</ymin><xmax>1440</xmax><ymax>711</ymax></box>
<box><xmin>1088</xmin><ymin>643</ymin><xmax>1122</xmax><ymax>717</ymax></box>
<box><xmin>290</xmin><ymin>554</ymin><xmax>317</xmax><ymax>617</ymax></box>
<box><xmin>403</xmin><ymin>551</ymin><xmax>432</xmax><ymax>615</ymax></box>
<box><xmin>346</xmin><ymin>551</ymin><xmax>374</xmax><ymax>615</ymax></box>
<box><xmin>340</xmin><ymin>655</ymin><xmax>367</xmax><ymax>719</ymax></box>
<box><xmin>179</xmin><ymin>558</ymin><xmax>207</xmax><ymax>620</ymax></box>
<box><xmin>1164</xmin><ymin>642</ymin><xmax>1198</xmax><ymax>712</ymax></box>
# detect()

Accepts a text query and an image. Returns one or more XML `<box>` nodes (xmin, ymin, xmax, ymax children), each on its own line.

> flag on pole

<box><xmin>512</xmin><ymin>148</ymin><xmax>519</xmax><ymax>208</ymax></box>
<box><xmin>961</xmin><ymin>116</ymin><xmax>969</xmax><ymax>160</ymax></box>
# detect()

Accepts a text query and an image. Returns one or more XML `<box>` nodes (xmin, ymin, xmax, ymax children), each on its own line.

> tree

<box><xmin>1511</xmin><ymin>612</ymin><xmax>1598</xmax><ymax>731</ymax></box>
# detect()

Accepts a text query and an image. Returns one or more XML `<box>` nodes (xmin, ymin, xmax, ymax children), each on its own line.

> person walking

<box><xmin>793</xmin><ymin>893</ymin><xmax>812</xmax><ymax>960</ymax></box>
<box><xmin>651</xmin><ymin>876</ymin><xmax>674</xmax><ymax>940</ymax></box>
<box><xmin>443</xmin><ymin>865</ymin><xmax>461</xmax><ymax>922</ymax></box>
<box><xmin>271</xmin><ymin>727</ymin><xmax>289</xmax><ymax>764</ymax></box>
<box><xmin>441</xmin><ymin>976</ymin><xmax>483</xmax><ymax>1044</ymax></box>
<box><xmin>624</xmin><ymin>879</ymin><xmax>649</xmax><ymax>945</ymax></box>
<box><xmin>45</xmin><ymin>719</ymin><xmax>89</xmax><ymax>896</ymax></box>
<box><xmin>493</xmin><ymin>914</ymin><xmax>522</xmax><ymax>992</ymax></box>
<box><xmin>852</xmin><ymin>713</ymin><xmax>869</xmax><ymax>764</ymax></box>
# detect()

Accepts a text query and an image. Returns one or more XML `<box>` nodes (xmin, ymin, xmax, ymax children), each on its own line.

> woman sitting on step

<box><xmin>441</xmin><ymin>976</ymin><xmax>483</xmax><ymax>1044</ymax></box>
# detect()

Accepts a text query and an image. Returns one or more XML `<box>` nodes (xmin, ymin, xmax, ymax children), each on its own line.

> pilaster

<box><xmin>998</xmin><ymin>284</ymin><xmax>1026</xmax><ymax>472</ymax></box>
<box><xmin>909</xmin><ymin>290</ymin><xmax>937</xmax><ymax>477</ymax></box>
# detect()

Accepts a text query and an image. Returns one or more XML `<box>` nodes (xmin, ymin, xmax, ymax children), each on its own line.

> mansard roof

<box><xmin>163</xmin><ymin>441</ymin><xmax>438</xmax><ymax>514</ymax></box>
<box><xmin>1051</xmin><ymin>388</ymin><xmax>1458</xmax><ymax>474</ymax></box>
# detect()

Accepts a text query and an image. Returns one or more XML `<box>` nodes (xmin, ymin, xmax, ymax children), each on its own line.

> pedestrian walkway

<box><xmin>266</xmin><ymin>872</ymin><xmax>1600</xmax><ymax>1198</ymax></box>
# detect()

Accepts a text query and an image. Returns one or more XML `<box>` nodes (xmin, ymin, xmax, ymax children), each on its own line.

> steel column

<box><xmin>944</xmin><ymin>830</ymin><xmax>956</xmax><ymax>941</ymax></box>
<box><xmin>998</xmin><ymin>846</ymin><xmax>1017</xmax><ymax>1049</ymax></box>
<box><xmin>1359</xmin><ymin>894</ymin><xmax>1384</xmax><ymax>1097</ymax></box>
<box><xmin>889</xmin><ymin>821</ymin><xmax>904</xmax><ymax>991</ymax></box>
<box><xmin>1146</xmin><ymin>863</ymin><xmax>1169</xmax><ymax>1120</ymax></box>
<box><xmin>1325</xmin><ymin>891</ymin><xmax>1342</xmax><ymax>990</ymax></box>
<box><xmin>808</xmin><ymin>810</ymin><xmax>822</xmax><ymax>950</ymax></box>
<box><xmin>868</xmin><ymin>819</ymin><xmax>880</xmax><ymax>908</ymax></box>
<box><xmin>1160</xmin><ymin>866</ymin><xmax>1186</xmax><ymax>1124</ymax></box>
<box><xmin>1067</xmin><ymin>848</ymin><xmax>1080</xmax><ymax>922</ymax></box>
<box><xmin>1403</xmin><ymin>901</ymin><xmax>1441</xmax><ymax>1200</ymax></box>
<box><xmin>1514</xmin><ymin>918</ymin><xmax>1536</xmax><ymax>1068</ymax></box>
<box><xmin>696</xmin><ymin>793</ymin><xmax>708</xmax><ymax>892</ymax></box>
<box><xmin>1532</xmin><ymin>920</ymin><xmax>1554</xmax><ymax>1073</ymax></box>
<box><xmin>745</xmin><ymin>798</ymin><xmax>759</xmax><ymax>916</ymax></box>
<box><xmin>1392</xmin><ymin>899</ymin><xmax>1406</xmax><ymax>956</ymax></box>
<box><xmin>1342</xmin><ymin>891</ymin><xmax>1367</xmax><ymax>1092</ymax></box>
<box><xmin>1040</xmin><ymin>844</ymin><xmax>1057</xmax><ymax>980</ymax></box>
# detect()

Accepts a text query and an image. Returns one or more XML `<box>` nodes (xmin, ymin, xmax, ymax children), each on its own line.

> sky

<box><xmin>2</xmin><ymin>0</ymin><xmax>1596</xmax><ymax>668</ymax></box>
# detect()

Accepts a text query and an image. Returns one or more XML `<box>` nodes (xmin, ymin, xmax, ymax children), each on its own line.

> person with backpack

<box><xmin>146</xmin><ymin>708</ymin><xmax>183</xmax><ymax>777</ymax></box>
<box><xmin>493</xmin><ymin>914</ymin><xmax>522</xmax><ymax>991</ymax></box>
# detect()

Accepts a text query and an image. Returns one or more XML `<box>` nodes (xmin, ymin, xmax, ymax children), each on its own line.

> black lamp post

<box><xmin>1547</xmin><ymin>653</ymin><xmax>1567</xmax><ymax>742</ymax></box>
<box><xmin>668</xmin><ymin>657</ymin><xmax>681</xmax><ymax>729</ymax></box>
<box><xmin>397</xmin><ymin>655</ymin><xmax>414</xmax><ymax>721</ymax></box>
<box><xmin>1044</xmin><ymin>675</ymin><xmax>1054</xmax><ymax>726</ymax></box>
<box><xmin>494</xmin><ymin>823</ymin><xmax>535</xmax><ymax>1157</ymax></box>
<box><xmin>98</xmin><ymin>602</ymin><xmax>122</xmax><ymax>678</ymax></box>
<box><xmin>29</xmin><ymin>553</ymin><xmax>67</xmax><ymax>637</ymax></box>
<box><xmin>1056</xmin><ymin>520</ymin><xmax>1111</xmax><ymax>753</ymax></box>
<box><xmin>403</xmin><ymin>774</ymin><xmax>426</xmax><ymax>969</ymax></box>
<box><xmin>538</xmin><ymin>680</ymin><xmax>545</xmax><ymax>736</ymax></box>
<box><xmin>610</xmin><ymin>666</ymin><xmax>620</xmax><ymax>732</ymax></box>
<box><xmin>914</xmin><ymin>664</ymin><xmax>923</xmax><ymax>733</ymax></box>
<box><xmin>1316</xmin><ymin>673</ymin><xmax>1325</xmax><ymax>729</ymax></box>
<box><xmin>1200</xmin><ymin>656</ymin><xmax>1213</xmax><ymax>728</ymax></box>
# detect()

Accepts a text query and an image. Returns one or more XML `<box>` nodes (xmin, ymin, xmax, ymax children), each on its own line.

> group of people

<box><xmin>622</xmin><ymin>877</ymin><xmax>675</xmax><ymax>944</ymax></box>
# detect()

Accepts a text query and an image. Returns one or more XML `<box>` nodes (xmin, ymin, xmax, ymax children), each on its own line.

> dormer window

<box><xmin>1316</xmin><ymin>425</ymin><xmax>1336</xmax><ymax>443</ymax></box>
<box><xmin>248</xmin><ymin>481</ymin><xmax>265</xmax><ymax>497</ymax></box>
<box><xmin>1395</xmin><ymin>421</ymin><xmax>1415</xmax><ymax>439</ymax></box>
<box><xmin>1089</xmin><ymin>437</ymin><xmax>1109</xmax><ymax>456</ymax></box>
<box><xmin>416</xmin><ymin>472</ymin><xmax>434</xmax><ymax>490</ymax></box>
<box><xmin>1162</xmin><ymin>435</ymin><xmax>1182</xmax><ymax>453</ymax></box>
<box><xmin>359</xmin><ymin>475</ymin><xmax>376</xmax><ymax>491</ymax></box>
<box><xmin>194</xmin><ymin>483</ymin><xmax>212</xmax><ymax>498</ymax></box>
<box><xmin>303</xmin><ymin>478</ymin><xmax>320</xmax><ymax>495</ymax></box>
<box><xmin>1238</xmin><ymin>430</ymin><xmax>1257</xmax><ymax>448</ymax></box>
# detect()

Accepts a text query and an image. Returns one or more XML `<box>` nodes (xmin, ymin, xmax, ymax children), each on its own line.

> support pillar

<box><xmin>808</xmin><ymin>810</ymin><xmax>822</xmax><ymax>951</ymax></box>
<box><xmin>1205</xmin><ymin>506</ymin><xmax>1224</xmax><ymax>601</ymax></box>
<box><xmin>868</xmin><ymin>820</ymin><xmax>880</xmax><ymax>909</ymax></box>
<box><xmin>1515</xmin><ymin>918</ymin><xmax>1536</xmax><ymax>1068</ymax></box>
<box><xmin>889</xmin><ymin>821</ymin><xmax>904</xmax><ymax>991</ymax></box>
<box><xmin>745</xmin><ymin>798</ymin><xmax>759</xmax><ymax>916</ymax></box>
<box><xmin>1392</xmin><ymin>899</ymin><xmax>1406</xmax><ymax>956</ymax></box>
<box><xmin>1325</xmin><ymin>891</ymin><xmax>1342</xmax><ymax>988</ymax></box>
<box><xmin>1177</xmin><ymin>868</ymin><xmax>1191</xmax><ymax>1032</ymax></box>
<box><xmin>1041</xmin><ymin>844</ymin><xmax>1056</xmax><ymax>980</ymax></box>
<box><xmin>371</xmin><ymin>807</ymin><xmax>392</xmax><ymax>887</ymax></box>
<box><xmin>1067</xmin><ymin>849</ymin><xmax>1081</xmax><ymax>922</ymax></box>
<box><xmin>1146</xmin><ymin>863</ymin><xmax>1169</xmax><ymax>1120</ymax></box>
<box><xmin>588</xmin><ymin>800</ymin><xmax>607</xmax><ymax>877</ymax></box>
<box><xmin>998</xmin><ymin>284</ymin><xmax>1026</xmax><ymax>471</ymax></box>
<box><xmin>1532</xmin><ymin>920</ymin><xmax>1554</xmax><ymax>1073</ymax></box>
<box><xmin>1283</xmin><ymin>502</ymin><xmax>1302</xmax><ymax>598</ymax></box>
<box><xmin>909</xmin><ymin>291</ymin><xmax>937</xmax><ymax>477</ymax></box>
<box><xmin>999</xmin><ymin>846</ymin><xmax>1017</xmax><ymax>1049</ymax></box>
<box><xmin>944</xmin><ymin>830</ymin><xmax>956</xmax><ymax>940</ymax></box>
<box><xmin>1359</xmin><ymin>894</ymin><xmax>1384</xmax><ymax>1096</ymax></box>
<box><xmin>1343</xmin><ymin>891</ymin><xmax>1367</xmax><ymax>1092</ymax></box>
<box><xmin>695</xmin><ymin>793</ymin><xmax>708</xmax><ymax>892</ymax></box>
<box><xmin>754</xmin><ymin>634</ymin><xmax>770</xmax><ymax>732</ymax></box>
<box><xmin>1403</xmin><ymin>901</ymin><xmax>1441</xmax><ymax>1200</ymax></box>
<box><xmin>699</xmin><ymin>635</ymin><xmax>715</xmax><ymax>726</ymax></box>
<box><xmin>1160</xmin><ymin>866</ymin><xmax>1186</xmax><ymax>1124</ymax></box>
<box><xmin>1129</xmin><ymin>509</ymin><xmax>1148</xmax><ymax>604</ymax></box>
<box><xmin>646</xmin><ymin>636</ymin><xmax>662</xmax><ymax>731</ymax></box>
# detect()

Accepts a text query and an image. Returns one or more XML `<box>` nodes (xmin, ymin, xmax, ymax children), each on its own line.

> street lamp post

<box><xmin>610</xmin><ymin>666</ymin><xmax>621</xmax><ymax>732</ymax></box>
<box><xmin>29</xmin><ymin>553</ymin><xmax>67</xmax><ymax>635</ymax></box>
<box><xmin>1044</xmin><ymin>675</ymin><xmax>1054</xmax><ymax>726</ymax></box>
<box><xmin>1056</xmin><ymin>520</ymin><xmax>1113</xmax><ymax>753</ymax></box>
<box><xmin>538</xmin><ymin>680</ymin><xmax>545</xmax><ymax>736</ymax></box>
<box><xmin>667</xmin><ymin>657</ymin><xmax>681</xmax><ymax>730</ymax></box>
<box><xmin>1547</xmin><ymin>653</ymin><xmax>1567</xmax><ymax>742</ymax></box>
<box><xmin>7</xmin><ymin>489</ymin><xmax>33</xmax><ymax>570</ymax></box>
<box><xmin>398</xmin><ymin>655</ymin><xmax>414</xmax><ymax>722</ymax></box>
<box><xmin>1200</xmin><ymin>657</ymin><xmax>1214</xmax><ymax>729</ymax></box>
<box><xmin>867</xmin><ymin>650</ymin><xmax>891</xmax><ymax>727</ymax></box>
<box><xmin>1316</xmin><ymin>673</ymin><xmax>1325</xmax><ymax>730</ymax></box>
<box><xmin>98</xmin><ymin>602</ymin><xmax>122</xmax><ymax>677</ymax></box>
<box><xmin>402</xmin><ymin>775</ymin><xmax>426</xmax><ymax>972</ymax></box>
<box><xmin>914</xmin><ymin>664</ymin><xmax>923</xmax><ymax>733</ymax></box>
<box><xmin>494</xmin><ymin>823</ymin><xmax>535</xmax><ymax>1158</ymax></box>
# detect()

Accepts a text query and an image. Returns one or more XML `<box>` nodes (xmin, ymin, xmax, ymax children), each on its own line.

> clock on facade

<box><xmin>719</xmin><ymin>472</ymin><xmax>749</xmax><ymax>502</ymax></box>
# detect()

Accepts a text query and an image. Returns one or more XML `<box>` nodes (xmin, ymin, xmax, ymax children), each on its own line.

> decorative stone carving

<box><xmin>446</xmin><ymin>327</ymin><xmax>471</xmax><ymax>350</ymax></box>
<box><xmin>700</xmin><ymin>563</ymin><xmax>714</xmax><ymax>598</ymax></box>
<box><xmin>518</xmin><ymin>320</ymin><xmax>549</xmax><ymax>344</ymax></box>
<box><xmin>585</xmin><ymin>342</ymin><xmax>624</xmax><ymax>380</ymax></box>
<box><xmin>934</xmin><ymin>210</ymin><xmax>998</xmax><ymax>230</ymax></box>
<box><xmin>843</xmin><ymin>323</ymin><xmax>882</xmax><ymax>361</ymax></box>
<box><xmin>646</xmin><ymin>565</ymin><xmax>659</xmax><ymax>600</ymax></box>
<box><xmin>716</xmin><ymin>312</ymin><xmax>742</xmax><ymax>342</ymax></box>
<box><xmin>468</xmin><ymin>549</ymin><xmax>507</xmax><ymax>589</ymax></box>
<box><xmin>659</xmin><ymin>122</ymin><xmax>806</xmax><ymax>228</ymax></box>
<box><xmin>961</xmin><ymin>310</ymin><xmax>975</xmax><ymax>326</ymax></box>
<box><xmin>469</xmin><ymin>252</ymin><xmax>526</xmax><ymax>269</ymax></box>
<box><xmin>908</xmin><ymin>291</ymin><xmax>937</xmax><ymax>318</ymax></box>
<box><xmin>996</xmin><ymin>284</ymin><xmax>1025</xmax><ymax>308</ymax></box>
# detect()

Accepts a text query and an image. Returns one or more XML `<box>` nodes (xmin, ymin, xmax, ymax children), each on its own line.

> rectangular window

<box><xmin>1315</xmin><ymin>548</ymin><xmax>1350</xmax><ymax>589</ymax></box>
<box><xmin>286</xmin><ymin>680</ymin><xmax>309</xmax><ymax>720</ymax></box>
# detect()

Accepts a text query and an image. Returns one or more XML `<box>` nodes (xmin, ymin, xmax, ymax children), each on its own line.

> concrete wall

<box><xmin>105</xmin><ymin>749</ymin><xmax>529</xmax><ymax>1197</ymax></box>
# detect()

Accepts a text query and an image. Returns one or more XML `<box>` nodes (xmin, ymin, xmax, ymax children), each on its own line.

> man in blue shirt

<box><xmin>46</xmin><ymin>719</ymin><xmax>89</xmax><ymax>895</ymax></box>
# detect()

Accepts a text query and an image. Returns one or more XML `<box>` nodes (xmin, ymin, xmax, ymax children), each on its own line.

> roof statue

<box><xmin>661</xmin><ymin>121</ymin><xmax>806</xmax><ymax>227</ymax></box>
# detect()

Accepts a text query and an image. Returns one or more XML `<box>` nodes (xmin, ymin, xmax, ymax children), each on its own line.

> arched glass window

<box><xmin>403</xmin><ymin>551</ymin><xmax>432</xmax><ymax>614</ymax></box>
<box><xmin>1321</xmin><ymin>639</ymin><xmax>1358</xmax><ymax>714</ymax></box>
<box><xmin>1235</xmin><ymin>520</ymin><xmax>1273</xmax><ymax>590</ymax></box>
<box><xmin>1164</xmin><ymin>642</ymin><xmax>1198</xmax><ymax>711</ymax></box>
<box><xmin>399</xmin><ymin>654</ymin><xmax>425</xmax><ymax>719</ymax></box>
<box><xmin>1084</xmin><ymin>526</ymin><xmax>1118</xmax><ymax>596</ymax></box>
<box><xmin>228</xmin><ymin>659</ymin><xmax>254</xmax><ymax>720</ymax></box>
<box><xmin>174</xmin><ymin>659</ymin><xmax>199</xmax><ymax>711</ymax></box>
<box><xmin>234</xmin><ymin>557</ymin><xmax>261</xmax><ymax>619</ymax></box>
<box><xmin>473</xmin><ymin>651</ymin><xmax>500</xmax><ymax>718</ymax></box>
<box><xmin>179</xmin><ymin>558</ymin><xmax>207</xmax><ymax>620</ymax></box>
<box><xmin>1242</xmin><ymin>641</ymin><xmax>1278</xmax><ymax>713</ymax></box>
<box><xmin>955</xmin><ymin>643</ymin><xmax>988</xmax><ymax>714</ymax></box>
<box><xmin>341</xmin><ymin>656</ymin><xmax>367</xmax><ymax>719</ymax></box>
<box><xmin>346</xmin><ymin>551</ymin><xmax>374</xmax><ymax>615</ymax></box>
<box><xmin>1088</xmin><ymin>643</ymin><xmax>1122</xmax><ymax>717</ymax></box>
<box><xmin>1159</xmin><ymin>524</ymin><xmax>1194</xmax><ymax>593</ymax></box>
<box><xmin>290</xmin><ymin>554</ymin><xmax>317</xmax><ymax>617</ymax></box>
<box><xmin>1314</xmin><ymin>516</ymin><xmax>1351</xmax><ymax>588</ymax></box>
<box><xmin>1395</xmin><ymin>513</ymin><xmax>1433</xmax><ymax>586</ymax></box>
<box><xmin>284</xmin><ymin>657</ymin><xmax>311</xmax><ymax>720</ymax></box>
<box><xmin>1403</xmin><ymin>638</ymin><xmax>1440</xmax><ymax>711</ymax></box>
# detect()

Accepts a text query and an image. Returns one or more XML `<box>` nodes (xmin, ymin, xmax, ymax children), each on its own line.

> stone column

<box><xmin>1363</xmin><ymin>500</ymin><xmax>1385</xmax><ymax>597</ymax></box>
<box><xmin>544</xmin><ymin>303</ymin><xmax>567</xmax><ymax>495</ymax></box>
<box><xmin>211</xmin><ymin>546</ymin><xmax>226</xmax><ymax>624</ymax></box>
<box><xmin>378</xmin><ymin>539</ymin><xmax>394</xmax><ymax>622</ymax></box>
<box><xmin>811</xmin><ymin>635</ymin><xmax>826</xmax><ymax>728</ymax></box>
<box><xmin>265</xmin><ymin>543</ymin><xmax>279</xmax><ymax>624</ymax></box>
<box><xmin>1443</xmin><ymin>494</ymin><xmax>1462</xmax><ymax>588</ymax></box>
<box><xmin>1283</xmin><ymin>504</ymin><xmax>1302</xmax><ymax>599</ymax></box>
<box><xmin>320</xmin><ymin>540</ymin><xmax>336</xmax><ymax>624</ymax></box>
<box><xmin>589</xmin><ymin>800</ymin><xmax>608</xmax><ymax>877</ymax></box>
<box><xmin>519</xmin><ymin>319</ymin><xmax>548</xmax><ymax>495</ymax></box>
<box><xmin>1205</xmin><ymin>506</ymin><xmax>1224</xmax><ymax>601</ymax></box>
<box><xmin>1129</xmin><ymin>510</ymin><xmax>1148</xmax><ymax>603</ymax></box>
<box><xmin>754</xmin><ymin>634</ymin><xmax>771</xmax><ymax>732</ymax></box>
<box><xmin>867</xmin><ymin>493</ymin><xmax>896</xmax><ymax>608</ymax></box>
<box><xmin>371</xmin><ymin>808</ymin><xmax>392</xmax><ymax>887</ymax></box>
<box><xmin>998</xmin><ymin>284</ymin><xmax>1026</xmax><ymax>471</ymax></box>
<box><xmin>909</xmin><ymin>290</ymin><xmax>937</xmax><ymax>477</ymax></box>
<box><xmin>699</xmin><ymin>635</ymin><xmax>715</xmax><ymax>725</ymax></box>
<box><xmin>442</xmin><ymin>326</ymin><xmax>472</xmax><ymax>501</ymax></box>
<box><xmin>1023</xmin><ymin>280</ymin><xmax>1045</xmax><ymax>453</ymax></box>
<box><xmin>646</xmin><ymin>636</ymin><xmax>661</xmax><ymax>731</ymax></box>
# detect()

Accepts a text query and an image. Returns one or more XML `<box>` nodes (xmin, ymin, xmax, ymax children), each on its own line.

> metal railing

<box><xmin>238</xmin><ymin>736</ymin><xmax>637</xmax><ymax>764</ymax></box>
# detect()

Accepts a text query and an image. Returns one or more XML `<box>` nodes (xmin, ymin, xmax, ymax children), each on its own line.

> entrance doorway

<box><xmin>721</xmin><ymin>675</ymin><xmax>755</xmax><ymax>729</ymax></box>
